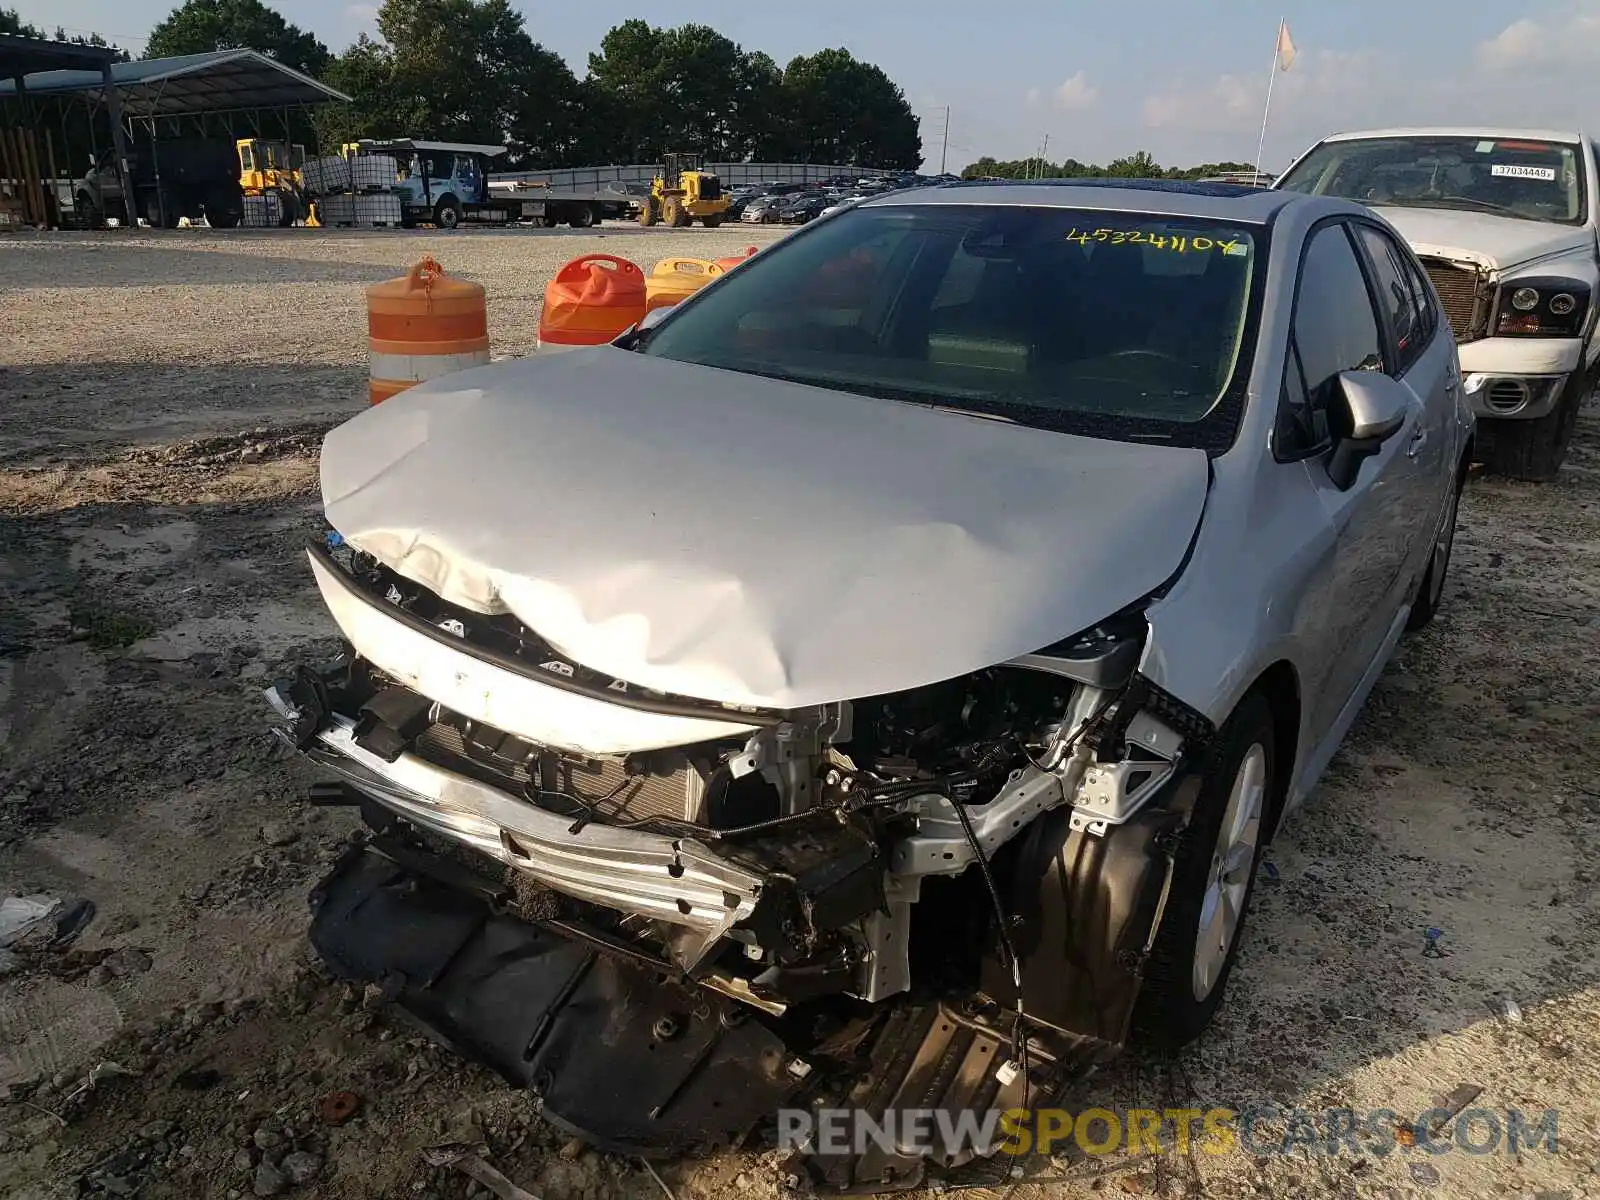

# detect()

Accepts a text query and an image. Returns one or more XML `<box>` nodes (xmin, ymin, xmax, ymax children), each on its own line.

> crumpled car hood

<box><xmin>320</xmin><ymin>349</ymin><xmax>1211</xmax><ymax>710</ymax></box>
<box><xmin>1373</xmin><ymin>205</ymin><xmax>1594</xmax><ymax>273</ymax></box>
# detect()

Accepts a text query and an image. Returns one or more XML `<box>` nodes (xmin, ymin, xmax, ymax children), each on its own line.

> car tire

<box><xmin>638</xmin><ymin>197</ymin><xmax>658</xmax><ymax>227</ymax></box>
<box><xmin>567</xmin><ymin>204</ymin><xmax>596</xmax><ymax>229</ymax></box>
<box><xmin>1405</xmin><ymin>464</ymin><xmax>1465</xmax><ymax>632</ymax></box>
<box><xmin>434</xmin><ymin>198</ymin><xmax>462</xmax><ymax>230</ymax></box>
<box><xmin>1476</xmin><ymin>370</ymin><xmax>1588</xmax><ymax>481</ymax></box>
<box><xmin>1128</xmin><ymin>693</ymin><xmax>1275</xmax><ymax>1053</ymax></box>
<box><xmin>144</xmin><ymin>193</ymin><xmax>178</xmax><ymax>229</ymax></box>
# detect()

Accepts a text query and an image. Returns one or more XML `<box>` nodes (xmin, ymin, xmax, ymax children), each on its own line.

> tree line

<box><xmin>1</xmin><ymin>6</ymin><xmax>131</xmax><ymax>58</ymax></box>
<box><xmin>7</xmin><ymin>0</ymin><xmax>923</xmax><ymax>170</ymax></box>
<box><xmin>961</xmin><ymin>152</ymin><xmax>1258</xmax><ymax>181</ymax></box>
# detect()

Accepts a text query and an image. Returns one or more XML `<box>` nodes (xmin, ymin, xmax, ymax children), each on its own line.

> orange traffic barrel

<box><xmin>645</xmin><ymin>257</ymin><xmax>723</xmax><ymax>313</ymax></box>
<box><xmin>366</xmin><ymin>257</ymin><xmax>489</xmax><ymax>404</ymax></box>
<box><xmin>714</xmin><ymin>246</ymin><xmax>760</xmax><ymax>273</ymax></box>
<box><xmin>538</xmin><ymin>254</ymin><xmax>647</xmax><ymax>352</ymax></box>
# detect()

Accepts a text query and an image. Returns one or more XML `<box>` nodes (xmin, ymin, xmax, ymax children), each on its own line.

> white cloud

<box><xmin>1143</xmin><ymin>73</ymin><xmax>1257</xmax><ymax>130</ymax></box>
<box><xmin>1025</xmin><ymin>73</ymin><xmax>1098</xmax><ymax>110</ymax></box>
<box><xmin>1054</xmin><ymin>72</ymin><xmax>1100</xmax><ymax>111</ymax></box>
<box><xmin>1478</xmin><ymin>8</ymin><xmax>1600</xmax><ymax>67</ymax></box>
<box><xmin>1142</xmin><ymin>49</ymin><xmax>1383</xmax><ymax>137</ymax></box>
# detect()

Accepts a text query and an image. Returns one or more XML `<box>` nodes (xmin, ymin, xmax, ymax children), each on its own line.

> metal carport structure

<box><xmin>0</xmin><ymin>48</ymin><xmax>350</xmax><ymax>227</ymax></box>
<box><xmin>0</xmin><ymin>33</ymin><xmax>132</xmax><ymax>227</ymax></box>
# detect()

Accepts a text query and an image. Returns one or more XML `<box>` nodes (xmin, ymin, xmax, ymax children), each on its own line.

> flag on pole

<box><xmin>1276</xmin><ymin>21</ymin><xmax>1298</xmax><ymax>72</ymax></box>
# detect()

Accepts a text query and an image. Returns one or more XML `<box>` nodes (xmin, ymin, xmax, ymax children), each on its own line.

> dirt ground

<box><xmin>1</xmin><ymin>226</ymin><xmax>1597</xmax><ymax>1200</ymax></box>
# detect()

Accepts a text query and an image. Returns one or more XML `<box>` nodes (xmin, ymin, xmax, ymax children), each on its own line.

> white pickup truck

<box><xmin>1275</xmin><ymin>128</ymin><xmax>1597</xmax><ymax>479</ymax></box>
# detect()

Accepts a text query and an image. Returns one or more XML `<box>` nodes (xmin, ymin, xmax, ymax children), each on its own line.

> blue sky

<box><xmin>21</xmin><ymin>0</ymin><xmax>1600</xmax><ymax>171</ymax></box>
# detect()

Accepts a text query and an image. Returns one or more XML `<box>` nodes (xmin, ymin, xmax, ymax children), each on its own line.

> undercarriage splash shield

<box><xmin>309</xmin><ymin>846</ymin><xmax>803</xmax><ymax>1156</ymax></box>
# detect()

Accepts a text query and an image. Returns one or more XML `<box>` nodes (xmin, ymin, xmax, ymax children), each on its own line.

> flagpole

<box><xmin>1253</xmin><ymin>17</ymin><xmax>1284</xmax><ymax>180</ymax></box>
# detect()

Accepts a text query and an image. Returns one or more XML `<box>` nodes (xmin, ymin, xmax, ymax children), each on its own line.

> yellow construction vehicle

<box><xmin>638</xmin><ymin>153</ymin><xmax>730</xmax><ymax>228</ymax></box>
<box><xmin>237</xmin><ymin>137</ymin><xmax>307</xmax><ymax>226</ymax></box>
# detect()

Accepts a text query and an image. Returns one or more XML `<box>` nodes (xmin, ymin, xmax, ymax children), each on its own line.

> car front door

<box><xmin>1279</xmin><ymin>220</ymin><xmax>1430</xmax><ymax>748</ymax></box>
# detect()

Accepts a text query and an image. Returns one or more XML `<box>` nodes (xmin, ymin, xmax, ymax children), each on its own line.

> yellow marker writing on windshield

<box><xmin>1066</xmin><ymin>228</ymin><xmax>1241</xmax><ymax>255</ymax></box>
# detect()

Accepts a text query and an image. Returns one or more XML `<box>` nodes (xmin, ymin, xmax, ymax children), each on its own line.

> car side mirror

<box><xmin>1326</xmin><ymin>370</ymin><xmax>1410</xmax><ymax>491</ymax></box>
<box><xmin>638</xmin><ymin>306</ymin><xmax>671</xmax><ymax>332</ymax></box>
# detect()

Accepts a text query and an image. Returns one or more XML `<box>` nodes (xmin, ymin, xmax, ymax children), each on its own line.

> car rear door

<box><xmin>1277</xmin><ymin>221</ymin><xmax>1430</xmax><ymax>745</ymax></box>
<box><xmin>1350</xmin><ymin>220</ymin><xmax>1453</xmax><ymax>589</ymax></box>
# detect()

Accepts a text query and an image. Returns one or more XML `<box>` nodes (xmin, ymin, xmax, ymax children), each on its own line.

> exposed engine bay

<box><xmin>271</xmin><ymin>539</ymin><xmax>1213</xmax><ymax>1192</ymax></box>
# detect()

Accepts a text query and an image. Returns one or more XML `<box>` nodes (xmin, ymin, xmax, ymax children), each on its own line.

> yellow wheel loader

<box><xmin>637</xmin><ymin>153</ymin><xmax>730</xmax><ymax>228</ymax></box>
<box><xmin>237</xmin><ymin>138</ymin><xmax>307</xmax><ymax>226</ymax></box>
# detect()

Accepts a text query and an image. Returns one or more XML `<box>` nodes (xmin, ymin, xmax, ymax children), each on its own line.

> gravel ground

<box><xmin>1</xmin><ymin>227</ymin><xmax>1598</xmax><ymax>1200</ymax></box>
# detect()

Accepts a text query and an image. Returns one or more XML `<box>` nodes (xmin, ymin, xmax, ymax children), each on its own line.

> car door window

<box><xmin>1355</xmin><ymin>225</ymin><xmax>1426</xmax><ymax>375</ymax></box>
<box><xmin>1401</xmin><ymin>253</ymin><xmax>1438</xmax><ymax>349</ymax></box>
<box><xmin>1279</xmin><ymin>223</ymin><xmax>1385</xmax><ymax>457</ymax></box>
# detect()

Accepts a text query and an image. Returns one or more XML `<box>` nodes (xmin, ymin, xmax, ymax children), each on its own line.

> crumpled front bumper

<box><xmin>266</xmin><ymin>684</ymin><xmax>763</xmax><ymax>957</ymax></box>
<box><xmin>309</xmin><ymin>841</ymin><xmax>804</xmax><ymax>1156</ymax></box>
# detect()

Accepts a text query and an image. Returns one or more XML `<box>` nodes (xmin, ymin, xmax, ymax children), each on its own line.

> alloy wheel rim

<box><xmin>1192</xmin><ymin>744</ymin><xmax>1267</xmax><ymax>1002</ymax></box>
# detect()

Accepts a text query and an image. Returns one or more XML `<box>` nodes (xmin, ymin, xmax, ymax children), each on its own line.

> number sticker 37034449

<box><xmin>1490</xmin><ymin>164</ymin><xmax>1557</xmax><ymax>181</ymax></box>
<box><xmin>1065</xmin><ymin>228</ymin><xmax>1246</xmax><ymax>254</ymax></box>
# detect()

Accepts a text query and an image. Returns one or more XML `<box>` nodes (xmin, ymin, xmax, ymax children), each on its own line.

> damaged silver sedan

<box><xmin>270</xmin><ymin>181</ymin><xmax>1472</xmax><ymax>1191</ymax></box>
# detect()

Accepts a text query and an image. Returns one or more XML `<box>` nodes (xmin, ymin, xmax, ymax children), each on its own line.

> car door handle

<box><xmin>1407</xmin><ymin>425</ymin><xmax>1428</xmax><ymax>458</ymax></box>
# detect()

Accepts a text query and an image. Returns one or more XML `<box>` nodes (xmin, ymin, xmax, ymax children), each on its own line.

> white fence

<box><xmin>489</xmin><ymin>162</ymin><xmax>886</xmax><ymax>189</ymax></box>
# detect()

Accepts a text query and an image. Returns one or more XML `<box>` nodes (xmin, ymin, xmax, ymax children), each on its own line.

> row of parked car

<box><xmin>730</xmin><ymin>171</ymin><xmax>960</xmax><ymax>225</ymax></box>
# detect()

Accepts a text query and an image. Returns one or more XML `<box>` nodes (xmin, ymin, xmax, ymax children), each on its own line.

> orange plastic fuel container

<box><xmin>366</xmin><ymin>256</ymin><xmax>489</xmax><ymax>405</ymax></box>
<box><xmin>537</xmin><ymin>254</ymin><xmax>647</xmax><ymax>352</ymax></box>
<box><xmin>714</xmin><ymin>246</ymin><xmax>760</xmax><ymax>273</ymax></box>
<box><xmin>645</xmin><ymin>257</ymin><xmax>723</xmax><ymax>313</ymax></box>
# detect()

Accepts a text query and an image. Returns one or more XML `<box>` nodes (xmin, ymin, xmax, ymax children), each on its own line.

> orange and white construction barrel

<box><xmin>366</xmin><ymin>256</ymin><xmax>490</xmax><ymax>404</ymax></box>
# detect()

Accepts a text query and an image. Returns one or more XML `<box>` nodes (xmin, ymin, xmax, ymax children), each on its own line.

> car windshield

<box><xmin>1277</xmin><ymin>135</ymin><xmax>1586</xmax><ymax>224</ymax></box>
<box><xmin>640</xmin><ymin>203</ymin><xmax>1259</xmax><ymax>445</ymax></box>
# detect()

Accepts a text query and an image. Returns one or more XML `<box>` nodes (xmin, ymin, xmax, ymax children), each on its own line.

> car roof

<box><xmin>862</xmin><ymin>178</ymin><xmax>1348</xmax><ymax>224</ymax></box>
<box><xmin>1317</xmin><ymin>126</ymin><xmax>1585</xmax><ymax>144</ymax></box>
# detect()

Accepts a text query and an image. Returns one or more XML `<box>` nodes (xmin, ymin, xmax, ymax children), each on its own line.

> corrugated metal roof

<box><xmin>0</xmin><ymin>48</ymin><xmax>350</xmax><ymax>116</ymax></box>
<box><xmin>0</xmin><ymin>32</ymin><xmax>122</xmax><ymax>78</ymax></box>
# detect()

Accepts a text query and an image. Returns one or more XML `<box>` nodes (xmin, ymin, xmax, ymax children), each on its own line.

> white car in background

<box><xmin>820</xmin><ymin>194</ymin><xmax>865</xmax><ymax>217</ymax></box>
<box><xmin>1276</xmin><ymin>127</ymin><xmax>1598</xmax><ymax>479</ymax></box>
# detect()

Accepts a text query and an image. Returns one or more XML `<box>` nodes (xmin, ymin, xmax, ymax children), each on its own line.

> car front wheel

<box><xmin>1129</xmin><ymin>693</ymin><xmax>1274</xmax><ymax>1052</ymax></box>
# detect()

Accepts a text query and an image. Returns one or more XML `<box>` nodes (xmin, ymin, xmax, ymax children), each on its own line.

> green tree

<box><xmin>316</xmin><ymin>0</ymin><xmax>585</xmax><ymax>166</ymax></box>
<box><xmin>780</xmin><ymin>49</ymin><xmax>920</xmax><ymax>168</ymax></box>
<box><xmin>731</xmin><ymin>50</ymin><xmax>786</xmax><ymax>160</ymax></box>
<box><xmin>0</xmin><ymin>7</ymin><xmax>43</xmax><ymax>36</ymax></box>
<box><xmin>585</xmin><ymin>20</ymin><xmax>668</xmax><ymax>160</ymax></box>
<box><xmin>586</xmin><ymin>20</ymin><xmax>787</xmax><ymax>162</ymax></box>
<box><xmin>1106</xmin><ymin>149</ymin><xmax>1161</xmax><ymax>178</ymax></box>
<box><xmin>145</xmin><ymin>0</ymin><xmax>330</xmax><ymax>74</ymax></box>
<box><xmin>316</xmin><ymin>35</ymin><xmax>414</xmax><ymax>148</ymax></box>
<box><xmin>0</xmin><ymin>10</ymin><xmax>130</xmax><ymax>59</ymax></box>
<box><xmin>52</xmin><ymin>28</ymin><xmax>130</xmax><ymax>61</ymax></box>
